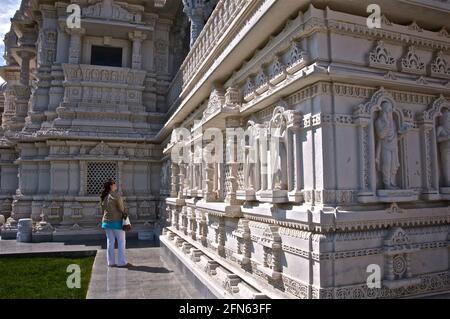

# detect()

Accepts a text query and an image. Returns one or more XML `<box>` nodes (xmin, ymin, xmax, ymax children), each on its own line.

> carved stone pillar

<box><xmin>18</xmin><ymin>50</ymin><xmax>34</xmax><ymax>86</ymax></box>
<box><xmin>225</xmin><ymin>117</ymin><xmax>240</xmax><ymax>205</ymax></box>
<box><xmin>183</xmin><ymin>162</ymin><xmax>190</xmax><ymax>197</ymax></box>
<box><xmin>178</xmin><ymin>163</ymin><xmax>186</xmax><ymax>199</ymax></box>
<box><xmin>170</xmin><ymin>162</ymin><xmax>179</xmax><ymax>198</ymax></box>
<box><xmin>288</xmin><ymin>120</ymin><xmax>303</xmax><ymax>203</ymax></box>
<box><xmin>79</xmin><ymin>161</ymin><xmax>86</xmax><ymax>196</ymax></box>
<box><xmin>66</xmin><ymin>27</ymin><xmax>85</xmax><ymax>64</ymax></box>
<box><xmin>182</xmin><ymin>0</ymin><xmax>216</xmax><ymax>47</ymax></box>
<box><xmin>128</xmin><ymin>30</ymin><xmax>147</xmax><ymax>69</ymax></box>
<box><xmin>26</xmin><ymin>5</ymin><xmax>57</xmax><ymax>132</ymax></box>
<box><xmin>204</xmin><ymin>162</ymin><xmax>216</xmax><ymax>201</ymax></box>
<box><xmin>1</xmin><ymin>66</ymin><xmax>22</xmax><ymax>131</ymax></box>
<box><xmin>37</xmin><ymin>5</ymin><xmax>57</xmax><ymax>68</ymax></box>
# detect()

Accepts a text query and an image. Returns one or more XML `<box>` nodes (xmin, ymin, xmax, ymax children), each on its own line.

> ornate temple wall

<box><xmin>0</xmin><ymin>0</ymin><xmax>448</xmax><ymax>298</ymax></box>
<box><xmin>161</xmin><ymin>1</ymin><xmax>450</xmax><ymax>299</ymax></box>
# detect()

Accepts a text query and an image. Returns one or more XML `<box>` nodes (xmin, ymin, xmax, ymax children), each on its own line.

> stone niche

<box><xmin>354</xmin><ymin>88</ymin><xmax>418</xmax><ymax>203</ymax></box>
<box><xmin>419</xmin><ymin>96</ymin><xmax>450</xmax><ymax>198</ymax></box>
<box><xmin>237</xmin><ymin>100</ymin><xmax>303</xmax><ymax>204</ymax></box>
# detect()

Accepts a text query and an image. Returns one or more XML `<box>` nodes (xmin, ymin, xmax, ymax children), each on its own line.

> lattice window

<box><xmin>87</xmin><ymin>162</ymin><xmax>117</xmax><ymax>195</ymax></box>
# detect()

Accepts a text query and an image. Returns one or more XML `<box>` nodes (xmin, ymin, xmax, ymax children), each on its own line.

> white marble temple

<box><xmin>0</xmin><ymin>0</ymin><xmax>450</xmax><ymax>299</ymax></box>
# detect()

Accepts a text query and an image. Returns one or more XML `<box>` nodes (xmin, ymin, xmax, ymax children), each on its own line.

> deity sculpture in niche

<box><xmin>437</xmin><ymin>108</ymin><xmax>450</xmax><ymax>187</ymax></box>
<box><xmin>374</xmin><ymin>101</ymin><xmax>408</xmax><ymax>189</ymax></box>
<box><xmin>238</xmin><ymin>120</ymin><xmax>264</xmax><ymax>201</ymax></box>
<box><xmin>194</xmin><ymin>144</ymin><xmax>203</xmax><ymax>191</ymax></box>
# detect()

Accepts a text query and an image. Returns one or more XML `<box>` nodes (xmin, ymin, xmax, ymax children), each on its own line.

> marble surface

<box><xmin>87</xmin><ymin>247</ymin><xmax>202</xmax><ymax>299</ymax></box>
<box><xmin>0</xmin><ymin>239</ymin><xmax>102</xmax><ymax>255</ymax></box>
<box><xmin>0</xmin><ymin>238</ymin><xmax>202</xmax><ymax>299</ymax></box>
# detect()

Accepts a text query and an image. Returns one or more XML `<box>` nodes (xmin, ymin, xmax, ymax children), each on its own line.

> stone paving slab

<box><xmin>87</xmin><ymin>248</ymin><xmax>202</xmax><ymax>299</ymax></box>
<box><xmin>0</xmin><ymin>240</ymin><xmax>102</xmax><ymax>256</ymax></box>
<box><xmin>1</xmin><ymin>238</ymin><xmax>202</xmax><ymax>299</ymax></box>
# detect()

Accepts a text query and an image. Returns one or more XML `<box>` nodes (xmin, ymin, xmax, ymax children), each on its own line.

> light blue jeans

<box><xmin>105</xmin><ymin>228</ymin><xmax>127</xmax><ymax>266</ymax></box>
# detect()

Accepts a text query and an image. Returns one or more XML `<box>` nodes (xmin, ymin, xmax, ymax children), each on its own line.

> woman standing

<box><xmin>100</xmin><ymin>179</ymin><xmax>132</xmax><ymax>268</ymax></box>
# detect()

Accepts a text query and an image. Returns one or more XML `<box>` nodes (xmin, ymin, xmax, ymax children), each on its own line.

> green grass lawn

<box><xmin>0</xmin><ymin>256</ymin><xmax>95</xmax><ymax>299</ymax></box>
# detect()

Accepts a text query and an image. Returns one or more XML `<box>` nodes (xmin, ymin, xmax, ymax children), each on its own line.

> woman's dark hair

<box><xmin>100</xmin><ymin>178</ymin><xmax>116</xmax><ymax>202</ymax></box>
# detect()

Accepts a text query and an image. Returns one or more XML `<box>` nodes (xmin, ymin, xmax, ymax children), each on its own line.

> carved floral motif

<box><xmin>430</xmin><ymin>51</ymin><xmax>450</xmax><ymax>79</ymax></box>
<box><xmin>400</xmin><ymin>46</ymin><xmax>425</xmax><ymax>75</ymax></box>
<box><xmin>369</xmin><ymin>40</ymin><xmax>397</xmax><ymax>70</ymax></box>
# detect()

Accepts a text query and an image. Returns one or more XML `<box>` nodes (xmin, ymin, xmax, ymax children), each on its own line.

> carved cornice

<box><xmin>82</xmin><ymin>0</ymin><xmax>143</xmax><ymax>24</ymax></box>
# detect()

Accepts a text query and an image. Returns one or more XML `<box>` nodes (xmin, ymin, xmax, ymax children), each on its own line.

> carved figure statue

<box><xmin>193</xmin><ymin>146</ymin><xmax>202</xmax><ymax>190</ymax></box>
<box><xmin>375</xmin><ymin>101</ymin><xmax>408</xmax><ymax>189</ymax></box>
<box><xmin>244</xmin><ymin>121</ymin><xmax>258</xmax><ymax>190</ymax></box>
<box><xmin>270</xmin><ymin>113</ymin><xmax>288</xmax><ymax>190</ymax></box>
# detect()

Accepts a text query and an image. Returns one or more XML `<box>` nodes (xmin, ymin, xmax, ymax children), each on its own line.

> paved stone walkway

<box><xmin>4</xmin><ymin>239</ymin><xmax>447</xmax><ymax>299</ymax></box>
<box><xmin>0</xmin><ymin>240</ymin><xmax>101</xmax><ymax>256</ymax></box>
<box><xmin>0</xmin><ymin>239</ymin><xmax>202</xmax><ymax>299</ymax></box>
<box><xmin>87</xmin><ymin>247</ymin><xmax>202</xmax><ymax>299</ymax></box>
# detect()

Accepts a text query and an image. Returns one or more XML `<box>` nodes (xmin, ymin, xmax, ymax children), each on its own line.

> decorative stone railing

<box><xmin>182</xmin><ymin>0</ymin><xmax>246</xmax><ymax>85</ymax></box>
<box><xmin>167</xmin><ymin>0</ymin><xmax>249</xmax><ymax>108</ymax></box>
<box><xmin>167</xmin><ymin>70</ymin><xmax>183</xmax><ymax>110</ymax></box>
<box><xmin>62</xmin><ymin>64</ymin><xmax>146</xmax><ymax>106</ymax></box>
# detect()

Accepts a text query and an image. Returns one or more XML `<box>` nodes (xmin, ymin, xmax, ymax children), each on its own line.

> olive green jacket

<box><xmin>101</xmin><ymin>191</ymin><xmax>125</xmax><ymax>222</ymax></box>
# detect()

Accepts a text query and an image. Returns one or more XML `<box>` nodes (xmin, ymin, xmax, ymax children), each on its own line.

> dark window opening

<box><xmin>90</xmin><ymin>45</ymin><xmax>122</xmax><ymax>67</ymax></box>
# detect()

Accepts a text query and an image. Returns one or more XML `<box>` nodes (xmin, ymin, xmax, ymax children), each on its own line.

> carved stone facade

<box><xmin>0</xmin><ymin>0</ymin><xmax>191</xmax><ymax>240</ymax></box>
<box><xmin>160</xmin><ymin>1</ymin><xmax>450</xmax><ymax>299</ymax></box>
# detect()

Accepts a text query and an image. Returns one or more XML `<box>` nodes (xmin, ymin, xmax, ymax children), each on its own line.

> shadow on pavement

<box><xmin>127</xmin><ymin>265</ymin><xmax>173</xmax><ymax>273</ymax></box>
<box><xmin>62</xmin><ymin>239</ymin><xmax>158</xmax><ymax>249</ymax></box>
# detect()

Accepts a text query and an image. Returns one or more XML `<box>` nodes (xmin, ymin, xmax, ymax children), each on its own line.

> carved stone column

<box><xmin>183</xmin><ymin>162</ymin><xmax>190</xmax><ymax>197</ymax></box>
<box><xmin>17</xmin><ymin>50</ymin><xmax>34</xmax><ymax>86</ymax></box>
<box><xmin>117</xmin><ymin>161</ymin><xmax>123</xmax><ymax>194</ymax></box>
<box><xmin>11</xmin><ymin>79</ymin><xmax>32</xmax><ymax>132</ymax></box>
<box><xmin>26</xmin><ymin>5</ymin><xmax>57</xmax><ymax>132</ymax></box>
<box><xmin>0</xmin><ymin>66</ymin><xmax>22</xmax><ymax>131</ymax></box>
<box><xmin>178</xmin><ymin>163</ymin><xmax>186</xmax><ymax>199</ymax></box>
<box><xmin>66</xmin><ymin>27</ymin><xmax>85</xmax><ymax>64</ymax></box>
<box><xmin>128</xmin><ymin>30</ymin><xmax>147</xmax><ymax>69</ymax></box>
<box><xmin>288</xmin><ymin>114</ymin><xmax>303</xmax><ymax>203</ymax></box>
<box><xmin>225</xmin><ymin>117</ymin><xmax>240</xmax><ymax>205</ymax></box>
<box><xmin>79</xmin><ymin>161</ymin><xmax>86</xmax><ymax>196</ymax></box>
<box><xmin>204</xmin><ymin>162</ymin><xmax>216</xmax><ymax>201</ymax></box>
<box><xmin>170</xmin><ymin>162</ymin><xmax>179</xmax><ymax>198</ymax></box>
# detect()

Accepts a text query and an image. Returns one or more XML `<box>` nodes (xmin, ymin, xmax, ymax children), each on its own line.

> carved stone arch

<box><xmin>254</xmin><ymin>100</ymin><xmax>303</xmax><ymax>203</ymax></box>
<box><xmin>270</xmin><ymin>105</ymin><xmax>289</xmax><ymax>134</ymax></box>
<box><xmin>354</xmin><ymin>88</ymin><xmax>411</xmax><ymax>199</ymax></box>
<box><xmin>419</xmin><ymin>95</ymin><xmax>450</xmax><ymax>196</ymax></box>
<box><xmin>422</xmin><ymin>95</ymin><xmax>450</xmax><ymax>121</ymax></box>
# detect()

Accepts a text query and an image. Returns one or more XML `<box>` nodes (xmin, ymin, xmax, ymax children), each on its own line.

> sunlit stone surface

<box><xmin>1</xmin><ymin>0</ymin><xmax>450</xmax><ymax>299</ymax></box>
